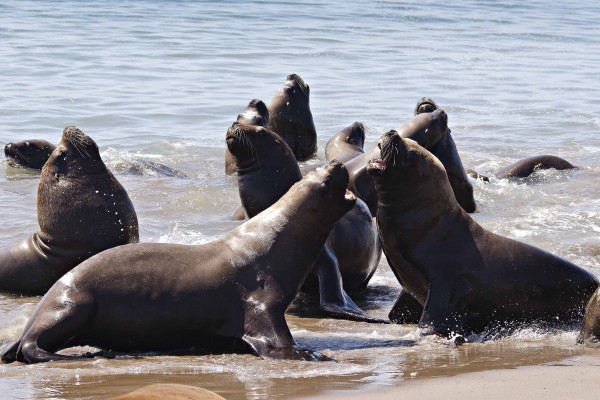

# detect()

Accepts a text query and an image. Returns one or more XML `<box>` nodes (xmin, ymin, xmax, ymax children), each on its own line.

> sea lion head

<box><xmin>298</xmin><ymin>160</ymin><xmax>356</xmax><ymax>218</ymax></box>
<box><xmin>345</xmin><ymin>122</ymin><xmax>366</xmax><ymax>149</ymax></box>
<box><xmin>236</xmin><ymin>99</ymin><xmax>270</xmax><ymax>128</ymax></box>
<box><xmin>414</xmin><ymin>97</ymin><xmax>439</xmax><ymax>115</ymax></box>
<box><xmin>226</xmin><ymin>122</ymin><xmax>295</xmax><ymax>173</ymax></box>
<box><xmin>42</xmin><ymin>126</ymin><xmax>106</xmax><ymax>180</ymax></box>
<box><xmin>4</xmin><ymin>139</ymin><xmax>55</xmax><ymax>169</ymax></box>
<box><xmin>366</xmin><ymin>131</ymin><xmax>455</xmax><ymax>208</ymax></box>
<box><xmin>282</xmin><ymin>73</ymin><xmax>310</xmax><ymax>99</ymax></box>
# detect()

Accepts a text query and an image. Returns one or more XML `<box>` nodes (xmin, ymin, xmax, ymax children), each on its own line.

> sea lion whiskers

<box><xmin>233</xmin><ymin>125</ymin><xmax>260</xmax><ymax>167</ymax></box>
<box><xmin>10</xmin><ymin>147</ymin><xmax>30</xmax><ymax>164</ymax></box>
<box><xmin>68</xmin><ymin>135</ymin><xmax>93</xmax><ymax>159</ymax></box>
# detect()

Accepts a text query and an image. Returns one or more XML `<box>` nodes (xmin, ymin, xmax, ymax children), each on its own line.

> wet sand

<box><xmin>307</xmin><ymin>354</ymin><xmax>600</xmax><ymax>400</ymax></box>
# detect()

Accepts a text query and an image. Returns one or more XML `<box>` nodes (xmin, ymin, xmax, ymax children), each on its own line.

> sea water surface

<box><xmin>1</xmin><ymin>1</ymin><xmax>599</xmax><ymax>399</ymax></box>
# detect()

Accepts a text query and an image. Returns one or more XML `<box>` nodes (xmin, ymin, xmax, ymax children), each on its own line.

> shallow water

<box><xmin>1</xmin><ymin>0</ymin><xmax>599</xmax><ymax>399</ymax></box>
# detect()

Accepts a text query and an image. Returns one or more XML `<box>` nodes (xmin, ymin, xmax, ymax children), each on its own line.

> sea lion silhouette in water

<box><xmin>4</xmin><ymin>138</ymin><xmax>187</xmax><ymax>178</ymax></box>
<box><xmin>227</xmin><ymin>122</ymin><xmax>383</xmax><ymax>323</ymax></box>
<box><xmin>494</xmin><ymin>155</ymin><xmax>577</xmax><ymax>179</ymax></box>
<box><xmin>367</xmin><ymin>131</ymin><xmax>598</xmax><ymax>339</ymax></box>
<box><xmin>1</xmin><ymin>161</ymin><xmax>354</xmax><ymax>364</ymax></box>
<box><xmin>225</xmin><ymin>98</ymin><xmax>270</xmax><ymax>176</ymax></box>
<box><xmin>4</xmin><ymin>139</ymin><xmax>55</xmax><ymax>169</ymax></box>
<box><xmin>268</xmin><ymin>74</ymin><xmax>317</xmax><ymax>161</ymax></box>
<box><xmin>0</xmin><ymin>126</ymin><xmax>139</xmax><ymax>295</ymax></box>
<box><xmin>577</xmin><ymin>288</ymin><xmax>600</xmax><ymax>347</ymax></box>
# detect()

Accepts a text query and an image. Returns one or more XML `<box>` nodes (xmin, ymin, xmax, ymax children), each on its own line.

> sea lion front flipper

<box><xmin>242</xmin><ymin>312</ymin><xmax>333</xmax><ymax>362</ymax></box>
<box><xmin>389</xmin><ymin>289</ymin><xmax>423</xmax><ymax>324</ymax></box>
<box><xmin>316</xmin><ymin>246</ymin><xmax>388</xmax><ymax>324</ymax></box>
<box><xmin>418</xmin><ymin>278</ymin><xmax>472</xmax><ymax>339</ymax></box>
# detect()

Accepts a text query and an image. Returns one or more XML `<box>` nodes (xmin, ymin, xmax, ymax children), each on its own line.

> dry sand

<box><xmin>305</xmin><ymin>354</ymin><xmax>600</xmax><ymax>400</ymax></box>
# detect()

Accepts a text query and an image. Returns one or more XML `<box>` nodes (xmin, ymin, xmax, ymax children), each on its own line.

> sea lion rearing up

<box><xmin>225</xmin><ymin>99</ymin><xmax>270</xmax><ymax>176</ymax></box>
<box><xmin>367</xmin><ymin>131</ymin><xmax>598</xmax><ymax>338</ymax></box>
<box><xmin>0</xmin><ymin>126</ymin><xmax>139</xmax><ymax>296</ymax></box>
<box><xmin>1</xmin><ymin>161</ymin><xmax>355</xmax><ymax>364</ymax></box>
<box><xmin>268</xmin><ymin>74</ymin><xmax>317</xmax><ymax>161</ymax></box>
<box><xmin>227</xmin><ymin>122</ymin><xmax>383</xmax><ymax>323</ymax></box>
<box><xmin>4</xmin><ymin>139</ymin><xmax>56</xmax><ymax>169</ymax></box>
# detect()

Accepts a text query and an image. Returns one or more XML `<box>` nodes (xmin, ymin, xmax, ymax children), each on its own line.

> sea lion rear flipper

<box><xmin>389</xmin><ymin>290</ymin><xmax>423</xmax><ymax>324</ymax></box>
<box><xmin>316</xmin><ymin>246</ymin><xmax>388</xmax><ymax>324</ymax></box>
<box><xmin>419</xmin><ymin>278</ymin><xmax>472</xmax><ymax>339</ymax></box>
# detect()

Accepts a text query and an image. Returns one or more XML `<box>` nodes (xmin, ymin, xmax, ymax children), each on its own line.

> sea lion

<box><xmin>577</xmin><ymin>288</ymin><xmax>600</xmax><ymax>347</ymax></box>
<box><xmin>324</xmin><ymin>122</ymin><xmax>366</xmax><ymax>164</ymax></box>
<box><xmin>227</xmin><ymin>122</ymin><xmax>383</xmax><ymax>322</ymax></box>
<box><xmin>338</xmin><ymin>109</ymin><xmax>455</xmax><ymax>216</ymax></box>
<box><xmin>4</xmin><ymin>139</ymin><xmax>55</xmax><ymax>169</ymax></box>
<box><xmin>268</xmin><ymin>74</ymin><xmax>317</xmax><ymax>161</ymax></box>
<box><xmin>413</xmin><ymin>101</ymin><xmax>476</xmax><ymax>213</ymax></box>
<box><xmin>109</xmin><ymin>384</ymin><xmax>226</xmax><ymax>400</ymax></box>
<box><xmin>1</xmin><ymin>162</ymin><xmax>353</xmax><ymax>364</ymax></box>
<box><xmin>367</xmin><ymin>131</ymin><xmax>598</xmax><ymax>339</ymax></box>
<box><xmin>4</xmin><ymin>138</ymin><xmax>187</xmax><ymax>178</ymax></box>
<box><xmin>495</xmin><ymin>155</ymin><xmax>577</xmax><ymax>179</ymax></box>
<box><xmin>225</xmin><ymin>99</ymin><xmax>270</xmax><ymax>175</ymax></box>
<box><xmin>0</xmin><ymin>126</ymin><xmax>139</xmax><ymax>295</ymax></box>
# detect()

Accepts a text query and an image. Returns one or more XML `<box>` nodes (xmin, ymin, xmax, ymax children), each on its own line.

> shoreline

<box><xmin>304</xmin><ymin>354</ymin><xmax>600</xmax><ymax>400</ymax></box>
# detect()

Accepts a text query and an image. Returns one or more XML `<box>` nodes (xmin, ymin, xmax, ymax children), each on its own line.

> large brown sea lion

<box><xmin>225</xmin><ymin>98</ymin><xmax>270</xmax><ymax>175</ymax></box>
<box><xmin>226</xmin><ymin>122</ymin><xmax>383</xmax><ymax>323</ymax></box>
<box><xmin>0</xmin><ymin>161</ymin><xmax>354</xmax><ymax>364</ymax></box>
<box><xmin>367</xmin><ymin>131</ymin><xmax>598</xmax><ymax>339</ymax></box>
<box><xmin>268</xmin><ymin>74</ymin><xmax>317</xmax><ymax>161</ymax></box>
<box><xmin>0</xmin><ymin>126</ymin><xmax>139</xmax><ymax>295</ymax></box>
<box><xmin>4</xmin><ymin>139</ymin><xmax>55</xmax><ymax>169</ymax></box>
<box><xmin>577</xmin><ymin>288</ymin><xmax>600</xmax><ymax>347</ymax></box>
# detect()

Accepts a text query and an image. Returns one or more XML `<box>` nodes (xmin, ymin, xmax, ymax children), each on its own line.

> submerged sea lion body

<box><xmin>1</xmin><ymin>162</ymin><xmax>354</xmax><ymax>364</ymax></box>
<box><xmin>368</xmin><ymin>132</ymin><xmax>598</xmax><ymax>338</ymax></box>
<box><xmin>0</xmin><ymin>127</ymin><xmax>139</xmax><ymax>295</ymax></box>
<box><xmin>495</xmin><ymin>155</ymin><xmax>577</xmax><ymax>179</ymax></box>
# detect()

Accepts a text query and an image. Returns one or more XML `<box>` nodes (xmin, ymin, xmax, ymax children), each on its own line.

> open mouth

<box><xmin>368</xmin><ymin>158</ymin><xmax>387</xmax><ymax>171</ymax></box>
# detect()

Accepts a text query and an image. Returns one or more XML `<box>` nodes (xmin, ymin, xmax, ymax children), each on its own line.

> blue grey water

<box><xmin>0</xmin><ymin>1</ymin><xmax>599</xmax><ymax>399</ymax></box>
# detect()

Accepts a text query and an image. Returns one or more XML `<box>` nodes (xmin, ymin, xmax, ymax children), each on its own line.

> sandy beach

<box><xmin>307</xmin><ymin>354</ymin><xmax>600</xmax><ymax>400</ymax></box>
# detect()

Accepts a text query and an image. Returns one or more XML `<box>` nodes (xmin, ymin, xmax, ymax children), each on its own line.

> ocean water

<box><xmin>1</xmin><ymin>0</ymin><xmax>599</xmax><ymax>399</ymax></box>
